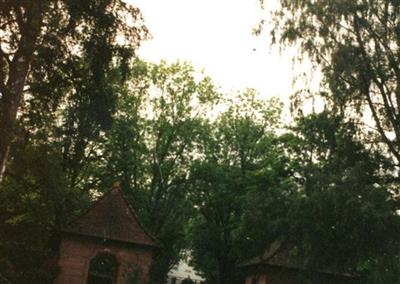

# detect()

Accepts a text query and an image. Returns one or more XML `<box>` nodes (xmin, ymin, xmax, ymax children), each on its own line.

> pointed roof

<box><xmin>238</xmin><ymin>241</ymin><xmax>355</xmax><ymax>278</ymax></box>
<box><xmin>63</xmin><ymin>185</ymin><xmax>159</xmax><ymax>248</ymax></box>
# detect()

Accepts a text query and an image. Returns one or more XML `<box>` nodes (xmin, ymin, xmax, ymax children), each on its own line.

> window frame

<box><xmin>86</xmin><ymin>253</ymin><xmax>118</xmax><ymax>284</ymax></box>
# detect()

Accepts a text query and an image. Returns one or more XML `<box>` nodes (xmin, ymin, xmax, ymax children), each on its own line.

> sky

<box><xmin>129</xmin><ymin>0</ymin><xmax>304</xmax><ymax>105</ymax></box>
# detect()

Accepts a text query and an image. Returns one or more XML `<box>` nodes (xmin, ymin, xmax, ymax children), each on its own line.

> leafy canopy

<box><xmin>268</xmin><ymin>0</ymin><xmax>400</xmax><ymax>166</ymax></box>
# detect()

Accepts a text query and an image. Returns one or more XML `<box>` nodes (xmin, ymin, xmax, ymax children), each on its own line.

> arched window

<box><xmin>87</xmin><ymin>253</ymin><xmax>118</xmax><ymax>284</ymax></box>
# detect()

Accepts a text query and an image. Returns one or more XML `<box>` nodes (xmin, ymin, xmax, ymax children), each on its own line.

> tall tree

<box><xmin>91</xmin><ymin>60</ymin><xmax>219</xmax><ymax>283</ymax></box>
<box><xmin>188</xmin><ymin>91</ymin><xmax>285</xmax><ymax>284</ymax></box>
<box><xmin>0</xmin><ymin>140</ymin><xmax>85</xmax><ymax>283</ymax></box>
<box><xmin>268</xmin><ymin>0</ymin><xmax>400</xmax><ymax>167</ymax></box>
<box><xmin>0</xmin><ymin>3</ymin><xmax>148</xmax><ymax>279</ymax></box>
<box><xmin>285</xmin><ymin>112</ymin><xmax>400</xmax><ymax>281</ymax></box>
<box><xmin>0</xmin><ymin>0</ymin><xmax>148</xmax><ymax>183</ymax></box>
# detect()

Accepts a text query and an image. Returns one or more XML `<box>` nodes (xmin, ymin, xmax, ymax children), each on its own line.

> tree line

<box><xmin>1</xmin><ymin>1</ymin><xmax>400</xmax><ymax>283</ymax></box>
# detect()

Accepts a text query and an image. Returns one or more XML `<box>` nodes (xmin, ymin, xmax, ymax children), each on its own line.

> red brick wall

<box><xmin>54</xmin><ymin>236</ymin><xmax>154</xmax><ymax>284</ymax></box>
<box><xmin>245</xmin><ymin>273</ymin><xmax>304</xmax><ymax>284</ymax></box>
<box><xmin>244</xmin><ymin>272</ymin><xmax>357</xmax><ymax>284</ymax></box>
<box><xmin>245</xmin><ymin>275</ymin><xmax>268</xmax><ymax>284</ymax></box>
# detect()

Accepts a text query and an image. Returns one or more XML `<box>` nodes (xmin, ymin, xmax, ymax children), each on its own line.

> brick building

<box><xmin>54</xmin><ymin>185</ymin><xmax>159</xmax><ymax>284</ymax></box>
<box><xmin>240</xmin><ymin>241</ymin><xmax>359</xmax><ymax>284</ymax></box>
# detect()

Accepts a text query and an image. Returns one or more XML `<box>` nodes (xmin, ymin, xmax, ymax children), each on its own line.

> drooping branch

<box><xmin>353</xmin><ymin>15</ymin><xmax>400</xmax><ymax>164</ymax></box>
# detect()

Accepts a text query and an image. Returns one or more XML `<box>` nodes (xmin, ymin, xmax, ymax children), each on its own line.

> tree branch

<box><xmin>354</xmin><ymin>15</ymin><xmax>400</xmax><ymax>149</ymax></box>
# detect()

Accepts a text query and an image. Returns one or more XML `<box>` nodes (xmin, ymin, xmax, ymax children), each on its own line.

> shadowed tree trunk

<box><xmin>0</xmin><ymin>2</ymin><xmax>43</xmax><ymax>183</ymax></box>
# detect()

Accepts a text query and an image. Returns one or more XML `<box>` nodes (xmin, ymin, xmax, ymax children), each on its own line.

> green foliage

<box><xmin>0</xmin><ymin>0</ymin><xmax>149</xmax><ymax>183</ymax></box>
<box><xmin>0</xmin><ymin>1</ymin><xmax>147</xmax><ymax>281</ymax></box>
<box><xmin>0</xmin><ymin>141</ymin><xmax>88</xmax><ymax>283</ymax></box>
<box><xmin>271</xmin><ymin>0</ymin><xmax>400</xmax><ymax>166</ymax></box>
<box><xmin>267</xmin><ymin>3</ymin><xmax>400</xmax><ymax>278</ymax></box>
<box><xmin>89</xmin><ymin>60</ymin><xmax>219</xmax><ymax>283</ymax></box>
<box><xmin>285</xmin><ymin>112</ymin><xmax>400</xmax><ymax>279</ymax></box>
<box><xmin>187</xmin><ymin>92</ymin><xmax>287</xmax><ymax>284</ymax></box>
<box><xmin>2</xmin><ymin>3</ymin><xmax>400</xmax><ymax>282</ymax></box>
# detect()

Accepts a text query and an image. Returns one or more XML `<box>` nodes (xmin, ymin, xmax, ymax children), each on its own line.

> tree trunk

<box><xmin>0</xmin><ymin>4</ymin><xmax>42</xmax><ymax>184</ymax></box>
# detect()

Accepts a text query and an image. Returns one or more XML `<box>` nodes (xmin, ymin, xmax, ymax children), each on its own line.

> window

<box><xmin>87</xmin><ymin>253</ymin><xmax>118</xmax><ymax>284</ymax></box>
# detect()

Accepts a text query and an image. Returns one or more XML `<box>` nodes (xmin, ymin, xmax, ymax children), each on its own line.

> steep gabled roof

<box><xmin>63</xmin><ymin>185</ymin><xmax>159</xmax><ymax>248</ymax></box>
<box><xmin>239</xmin><ymin>241</ymin><xmax>356</xmax><ymax>278</ymax></box>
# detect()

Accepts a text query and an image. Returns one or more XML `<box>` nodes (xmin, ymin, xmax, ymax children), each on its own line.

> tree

<box><xmin>263</xmin><ymin>3</ymin><xmax>400</xmax><ymax>280</ymax></box>
<box><xmin>0</xmin><ymin>140</ymin><xmax>88</xmax><ymax>283</ymax></box>
<box><xmin>0</xmin><ymin>3</ymin><xmax>147</xmax><ymax>278</ymax></box>
<box><xmin>268</xmin><ymin>0</ymin><xmax>400</xmax><ymax>167</ymax></box>
<box><xmin>91</xmin><ymin>60</ymin><xmax>219</xmax><ymax>283</ymax></box>
<box><xmin>188</xmin><ymin>91</ymin><xmax>286</xmax><ymax>284</ymax></box>
<box><xmin>285</xmin><ymin>112</ymin><xmax>400</xmax><ymax>281</ymax></box>
<box><xmin>0</xmin><ymin>0</ymin><xmax>148</xmax><ymax>183</ymax></box>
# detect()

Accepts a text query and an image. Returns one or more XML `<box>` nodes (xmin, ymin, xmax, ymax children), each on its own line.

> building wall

<box><xmin>166</xmin><ymin>259</ymin><xmax>205</xmax><ymax>284</ymax></box>
<box><xmin>244</xmin><ymin>271</ymin><xmax>358</xmax><ymax>284</ymax></box>
<box><xmin>54</xmin><ymin>236</ymin><xmax>154</xmax><ymax>284</ymax></box>
<box><xmin>245</xmin><ymin>273</ymin><xmax>296</xmax><ymax>284</ymax></box>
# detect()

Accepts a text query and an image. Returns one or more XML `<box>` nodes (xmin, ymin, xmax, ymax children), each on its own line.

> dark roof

<box><xmin>63</xmin><ymin>184</ymin><xmax>159</xmax><ymax>248</ymax></box>
<box><xmin>239</xmin><ymin>241</ymin><xmax>355</xmax><ymax>278</ymax></box>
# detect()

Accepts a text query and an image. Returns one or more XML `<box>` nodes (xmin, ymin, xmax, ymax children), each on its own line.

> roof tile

<box><xmin>63</xmin><ymin>186</ymin><xmax>159</xmax><ymax>248</ymax></box>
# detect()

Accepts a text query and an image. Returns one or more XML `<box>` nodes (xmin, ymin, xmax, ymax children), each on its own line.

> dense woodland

<box><xmin>1</xmin><ymin>1</ymin><xmax>400</xmax><ymax>283</ymax></box>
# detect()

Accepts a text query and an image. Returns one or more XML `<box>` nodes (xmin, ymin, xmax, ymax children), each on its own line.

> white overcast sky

<box><xmin>129</xmin><ymin>0</ymin><xmax>315</xmax><ymax>107</ymax></box>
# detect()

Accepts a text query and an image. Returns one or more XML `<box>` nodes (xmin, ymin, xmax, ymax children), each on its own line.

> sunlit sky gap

<box><xmin>129</xmin><ymin>0</ymin><xmax>322</xmax><ymax>116</ymax></box>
